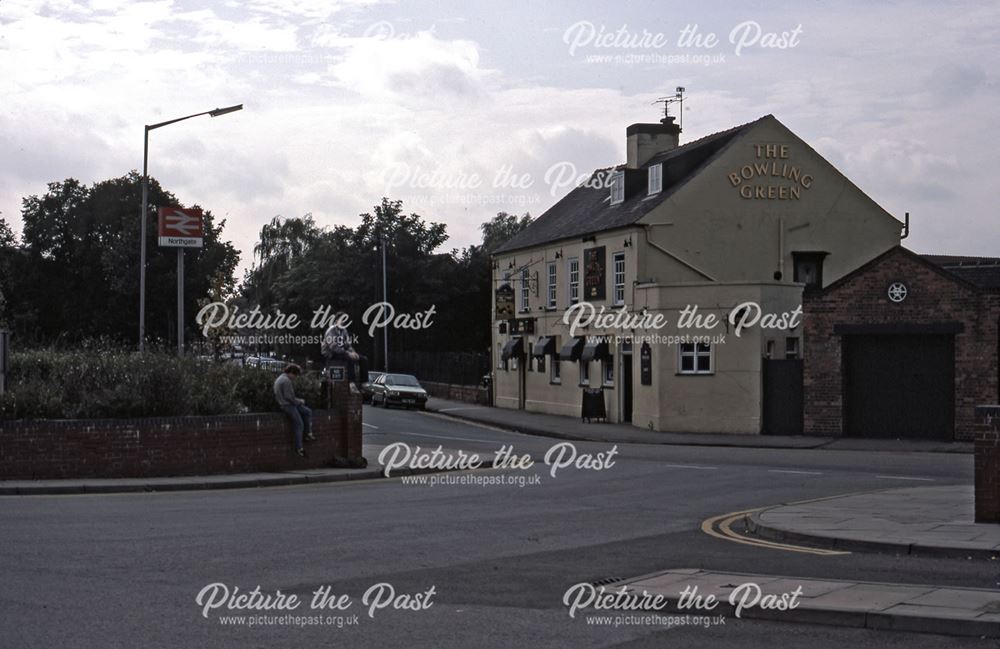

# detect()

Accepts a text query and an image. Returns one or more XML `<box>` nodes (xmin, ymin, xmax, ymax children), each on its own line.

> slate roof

<box><xmin>923</xmin><ymin>255</ymin><xmax>1000</xmax><ymax>290</ymax></box>
<box><xmin>493</xmin><ymin>115</ymin><xmax>769</xmax><ymax>255</ymax></box>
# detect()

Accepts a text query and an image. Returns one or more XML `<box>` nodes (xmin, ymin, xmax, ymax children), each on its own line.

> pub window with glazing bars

<box><xmin>613</xmin><ymin>252</ymin><xmax>625</xmax><ymax>305</ymax></box>
<box><xmin>568</xmin><ymin>257</ymin><xmax>579</xmax><ymax>304</ymax></box>
<box><xmin>520</xmin><ymin>268</ymin><xmax>530</xmax><ymax>312</ymax></box>
<box><xmin>679</xmin><ymin>342</ymin><xmax>712</xmax><ymax>374</ymax></box>
<box><xmin>547</xmin><ymin>261</ymin><xmax>557</xmax><ymax>309</ymax></box>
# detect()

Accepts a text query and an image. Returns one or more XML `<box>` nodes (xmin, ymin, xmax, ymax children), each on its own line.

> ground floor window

<box><xmin>602</xmin><ymin>357</ymin><xmax>614</xmax><ymax>386</ymax></box>
<box><xmin>536</xmin><ymin>354</ymin><xmax>546</xmax><ymax>373</ymax></box>
<box><xmin>679</xmin><ymin>342</ymin><xmax>712</xmax><ymax>374</ymax></box>
<box><xmin>579</xmin><ymin>362</ymin><xmax>590</xmax><ymax>386</ymax></box>
<box><xmin>551</xmin><ymin>359</ymin><xmax>561</xmax><ymax>384</ymax></box>
<box><xmin>785</xmin><ymin>337</ymin><xmax>800</xmax><ymax>359</ymax></box>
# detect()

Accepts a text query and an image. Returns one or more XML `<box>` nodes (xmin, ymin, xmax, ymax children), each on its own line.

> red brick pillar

<box><xmin>328</xmin><ymin>367</ymin><xmax>365</xmax><ymax>466</ymax></box>
<box><xmin>975</xmin><ymin>405</ymin><xmax>1000</xmax><ymax>523</ymax></box>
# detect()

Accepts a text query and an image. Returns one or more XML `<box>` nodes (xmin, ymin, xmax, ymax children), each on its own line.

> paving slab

<box><xmin>0</xmin><ymin>444</ymin><xmax>492</xmax><ymax>495</ymax></box>
<box><xmin>616</xmin><ymin>569</ymin><xmax>1000</xmax><ymax>638</ymax></box>
<box><xmin>425</xmin><ymin>398</ymin><xmax>973</xmax><ymax>453</ymax></box>
<box><xmin>747</xmin><ymin>485</ymin><xmax>1000</xmax><ymax>559</ymax></box>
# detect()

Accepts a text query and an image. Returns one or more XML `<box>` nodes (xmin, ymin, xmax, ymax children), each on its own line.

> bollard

<box><xmin>975</xmin><ymin>405</ymin><xmax>1000</xmax><ymax>524</ymax></box>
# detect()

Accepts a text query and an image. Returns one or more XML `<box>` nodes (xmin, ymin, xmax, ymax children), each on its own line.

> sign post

<box><xmin>158</xmin><ymin>207</ymin><xmax>204</xmax><ymax>356</ymax></box>
<box><xmin>0</xmin><ymin>329</ymin><xmax>9</xmax><ymax>396</ymax></box>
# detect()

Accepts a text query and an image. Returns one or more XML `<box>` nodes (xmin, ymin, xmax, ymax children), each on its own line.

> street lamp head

<box><xmin>209</xmin><ymin>104</ymin><xmax>243</xmax><ymax>117</ymax></box>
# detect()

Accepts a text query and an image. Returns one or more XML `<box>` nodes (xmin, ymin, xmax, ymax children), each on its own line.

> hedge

<box><xmin>0</xmin><ymin>349</ymin><xmax>322</xmax><ymax>420</ymax></box>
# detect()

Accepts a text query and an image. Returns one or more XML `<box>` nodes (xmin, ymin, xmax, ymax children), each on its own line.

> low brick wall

<box><xmin>0</xmin><ymin>382</ymin><xmax>363</xmax><ymax>480</ymax></box>
<box><xmin>421</xmin><ymin>381</ymin><xmax>489</xmax><ymax>405</ymax></box>
<box><xmin>975</xmin><ymin>405</ymin><xmax>1000</xmax><ymax>523</ymax></box>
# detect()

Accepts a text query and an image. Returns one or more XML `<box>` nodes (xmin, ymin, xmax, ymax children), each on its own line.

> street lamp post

<box><xmin>138</xmin><ymin>104</ymin><xmax>242</xmax><ymax>353</ymax></box>
<box><xmin>381</xmin><ymin>234</ymin><xmax>389</xmax><ymax>372</ymax></box>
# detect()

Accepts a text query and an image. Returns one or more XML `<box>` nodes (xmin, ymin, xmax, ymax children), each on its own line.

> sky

<box><xmin>1</xmin><ymin>0</ymin><xmax>997</xmax><ymax>275</ymax></box>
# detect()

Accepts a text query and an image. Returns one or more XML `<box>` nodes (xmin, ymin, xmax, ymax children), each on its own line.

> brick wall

<box><xmin>976</xmin><ymin>405</ymin><xmax>1000</xmax><ymax>523</ymax></box>
<box><xmin>0</xmin><ymin>381</ymin><xmax>363</xmax><ymax>480</ymax></box>
<box><xmin>804</xmin><ymin>247</ymin><xmax>999</xmax><ymax>440</ymax></box>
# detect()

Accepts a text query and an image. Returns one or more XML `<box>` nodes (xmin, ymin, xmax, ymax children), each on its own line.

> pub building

<box><xmin>490</xmin><ymin>113</ymin><xmax>999</xmax><ymax>440</ymax></box>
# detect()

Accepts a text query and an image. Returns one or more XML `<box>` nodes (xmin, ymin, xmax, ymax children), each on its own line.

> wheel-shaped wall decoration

<box><xmin>887</xmin><ymin>281</ymin><xmax>908</xmax><ymax>303</ymax></box>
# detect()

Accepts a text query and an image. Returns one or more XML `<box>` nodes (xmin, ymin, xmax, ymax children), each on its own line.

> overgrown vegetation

<box><xmin>0</xmin><ymin>349</ymin><xmax>322</xmax><ymax>420</ymax></box>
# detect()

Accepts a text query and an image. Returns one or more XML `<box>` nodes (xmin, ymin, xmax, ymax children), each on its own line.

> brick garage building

<box><xmin>804</xmin><ymin>246</ymin><xmax>1000</xmax><ymax>440</ymax></box>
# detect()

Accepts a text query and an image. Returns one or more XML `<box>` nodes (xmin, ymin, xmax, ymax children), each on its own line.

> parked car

<box><xmin>245</xmin><ymin>356</ymin><xmax>286</xmax><ymax>372</ymax></box>
<box><xmin>370</xmin><ymin>373</ymin><xmax>428</xmax><ymax>410</ymax></box>
<box><xmin>361</xmin><ymin>371</ymin><xmax>384</xmax><ymax>404</ymax></box>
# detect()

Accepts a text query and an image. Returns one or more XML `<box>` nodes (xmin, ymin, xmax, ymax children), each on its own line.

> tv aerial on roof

<box><xmin>652</xmin><ymin>87</ymin><xmax>686</xmax><ymax>130</ymax></box>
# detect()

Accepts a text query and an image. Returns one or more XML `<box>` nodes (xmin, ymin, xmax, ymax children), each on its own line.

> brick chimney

<box><xmin>626</xmin><ymin>116</ymin><xmax>681</xmax><ymax>169</ymax></box>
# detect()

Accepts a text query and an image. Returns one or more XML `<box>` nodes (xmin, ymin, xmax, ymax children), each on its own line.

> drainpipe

<box><xmin>778</xmin><ymin>217</ymin><xmax>785</xmax><ymax>280</ymax></box>
<box><xmin>901</xmin><ymin>212</ymin><xmax>910</xmax><ymax>240</ymax></box>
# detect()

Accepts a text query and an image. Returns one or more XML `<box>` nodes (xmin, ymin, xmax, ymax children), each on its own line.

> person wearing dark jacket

<box><xmin>273</xmin><ymin>364</ymin><xmax>314</xmax><ymax>456</ymax></box>
<box><xmin>322</xmin><ymin>318</ymin><xmax>365</xmax><ymax>391</ymax></box>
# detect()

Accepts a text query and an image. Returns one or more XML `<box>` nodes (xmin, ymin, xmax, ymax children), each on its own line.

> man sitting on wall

<box><xmin>274</xmin><ymin>364</ymin><xmax>315</xmax><ymax>457</ymax></box>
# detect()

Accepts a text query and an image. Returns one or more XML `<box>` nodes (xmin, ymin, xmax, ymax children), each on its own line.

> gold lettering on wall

<box><xmin>727</xmin><ymin>143</ymin><xmax>813</xmax><ymax>200</ymax></box>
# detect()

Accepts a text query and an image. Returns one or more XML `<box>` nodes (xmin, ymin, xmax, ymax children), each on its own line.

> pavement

<box><xmin>2</xmin><ymin>404</ymin><xmax>992</xmax><ymax>647</ymax></box>
<box><xmin>425</xmin><ymin>397</ymin><xmax>973</xmax><ymax>453</ymax></box>
<box><xmin>618</xmin><ymin>568</ymin><xmax>1000</xmax><ymax>638</ymax></box>
<box><xmin>0</xmin><ymin>443</ymin><xmax>496</xmax><ymax>495</ymax></box>
<box><xmin>747</xmin><ymin>485</ymin><xmax>1000</xmax><ymax>560</ymax></box>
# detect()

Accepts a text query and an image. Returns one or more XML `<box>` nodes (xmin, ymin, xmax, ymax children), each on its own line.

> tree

<box><xmin>480</xmin><ymin>211</ymin><xmax>533</xmax><ymax>253</ymax></box>
<box><xmin>13</xmin><ymin>173</ymin><xmax>241</xmax><ymax>346</ymax></box>
<box><xmin>0</xmin><ymin>215</ymin><xmax>14</xmax><ymax>249</ymax></box>
<box><xmin>0</xmin><ymin>214</ymin><xmax>13</xmax><ymax>328</ymax></box>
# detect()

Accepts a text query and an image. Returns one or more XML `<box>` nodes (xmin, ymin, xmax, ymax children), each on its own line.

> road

<box><xmin>0</xmin><ymin>405</ymin><xmax>991</xmax><ymax>648</ymax></box>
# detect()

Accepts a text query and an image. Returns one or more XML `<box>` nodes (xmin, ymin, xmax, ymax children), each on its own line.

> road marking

<box><xmin>767</xmin><ymin>469</ymin><xmax>823</xmax><ymax>475</ymax></box>
<box><xmin>663</xmin><ymin>463</ymin><xmax>718</xmax><ymax>470</ymax></box>
<box><xmin>874</xmin><ymin>475</ymin><xmax>935</xmax><ymax>482</ymax></box>
<box><xmin>362</xmin><ymin>423</ymin><xmax>379</xmax><ymax>429</ymax></box>
<box><xmin>701</xmin><ymin>509</ymin><xmax>849</xmax><ymax>556</ymax></box>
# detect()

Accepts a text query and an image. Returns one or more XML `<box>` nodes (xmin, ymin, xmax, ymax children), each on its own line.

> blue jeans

<box><xmin>281</xmin><ymin>404</ymin><xmax>312</xmax><ymax>451</ymax></box>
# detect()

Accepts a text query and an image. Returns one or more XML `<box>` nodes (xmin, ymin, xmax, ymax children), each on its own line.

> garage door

<box><xmin>843</xmin><ymin>334</ymin><xmax>954</xmax><ymax>440</ymax></box>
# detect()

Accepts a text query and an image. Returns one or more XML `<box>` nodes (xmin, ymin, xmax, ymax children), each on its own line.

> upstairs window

<box><xmin>546</xmin><ymin>261</ymin><xmax>557</xmax><ymax>309</ymax></box>
<box><xmin>793</xmin><ymin>252</ymin><xmax>828</xmax><ymax>292</ymax></box>
<box><xmin>520</xmin><ymin>268</ymin><xmax>530</xmax><ymax>312</ymax></box>
<box><xmin>648</xmin><ymin>163</ymin><xmax>663</xmax><ymax>195</ymax></box>
<box><xmin>612</xmin><ymin>252</ymin><xmax>626</xmax><ymax>305</ymax></box>
<box><xmin>568</xmin><ymin>257</ymin><xmax>580</xmax><ymax>304</ymax></box>
<box><xmin>610</xmin><ymin>170</ymin><xmax>625</xmax><ymax>205</ymax></box>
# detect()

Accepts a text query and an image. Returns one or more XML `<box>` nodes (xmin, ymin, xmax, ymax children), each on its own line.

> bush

<box><xmin>0</xmin><ymin>349</ymin><xmax>325</xmax><ymax>420</ymax></box>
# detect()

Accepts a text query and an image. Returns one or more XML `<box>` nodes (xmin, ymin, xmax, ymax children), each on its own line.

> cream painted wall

<box><xmin>492</xmin><ymin>227</ymin><xmax>642</xmax><ymax>423</ymax></box>
<box><xmin>631</xmin><ymin>282</ymin><xmax>802</xmax><ymax>433</ymax></box>
<box><xmin>638</xmin><ymin>115</ymin><xmax>902</xmax><ymax>287</ymax></box>
<box><xmin>490</xmin><ymin>114</ymin><xmax>900</xmax><ymax>434</ymax></box>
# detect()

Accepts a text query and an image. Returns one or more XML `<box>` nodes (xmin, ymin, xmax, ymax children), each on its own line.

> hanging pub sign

<box><xmin>495</xmin><ymin>284</ymin><xmax>515</xmax><ymax>320</ymax></box>
<box><xmin>640</xmin><ymin>342</ymin><xmax>652</xmax><ymax>385</ymax></box>
<box><xmin>583</xmin><ymin>246</ymin><xmax>606</xmax><ymax>300</ymax></box>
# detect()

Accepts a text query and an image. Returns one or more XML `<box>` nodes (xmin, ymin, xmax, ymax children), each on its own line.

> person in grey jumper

<box><xmin>273</xmin><ymin>364</ymin><xmax>314</xmax><ymax>456</ymax></box>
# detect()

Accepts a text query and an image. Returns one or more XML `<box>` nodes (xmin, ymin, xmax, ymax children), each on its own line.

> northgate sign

<box><xmin>158</xmin><ymin>207</ymin><xmax>204</xmax><ymax>248</ymax></box>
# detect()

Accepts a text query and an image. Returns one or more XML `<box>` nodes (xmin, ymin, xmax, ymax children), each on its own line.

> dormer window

<box><xmin>610</xmin><ymin>170</ymin><xmax>624</xmax><ymax>205</ymax></box>
<box><xmin>648</xmin><ymin>163</ymin><xmax>663</xmax><ymax>195</ymax></box>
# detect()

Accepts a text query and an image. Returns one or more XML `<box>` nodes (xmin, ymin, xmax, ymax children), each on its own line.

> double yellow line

<box><xmin>701</xmin><ymin>509</ymin><xmax>849</xmax><ymax>556</ymax></box>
